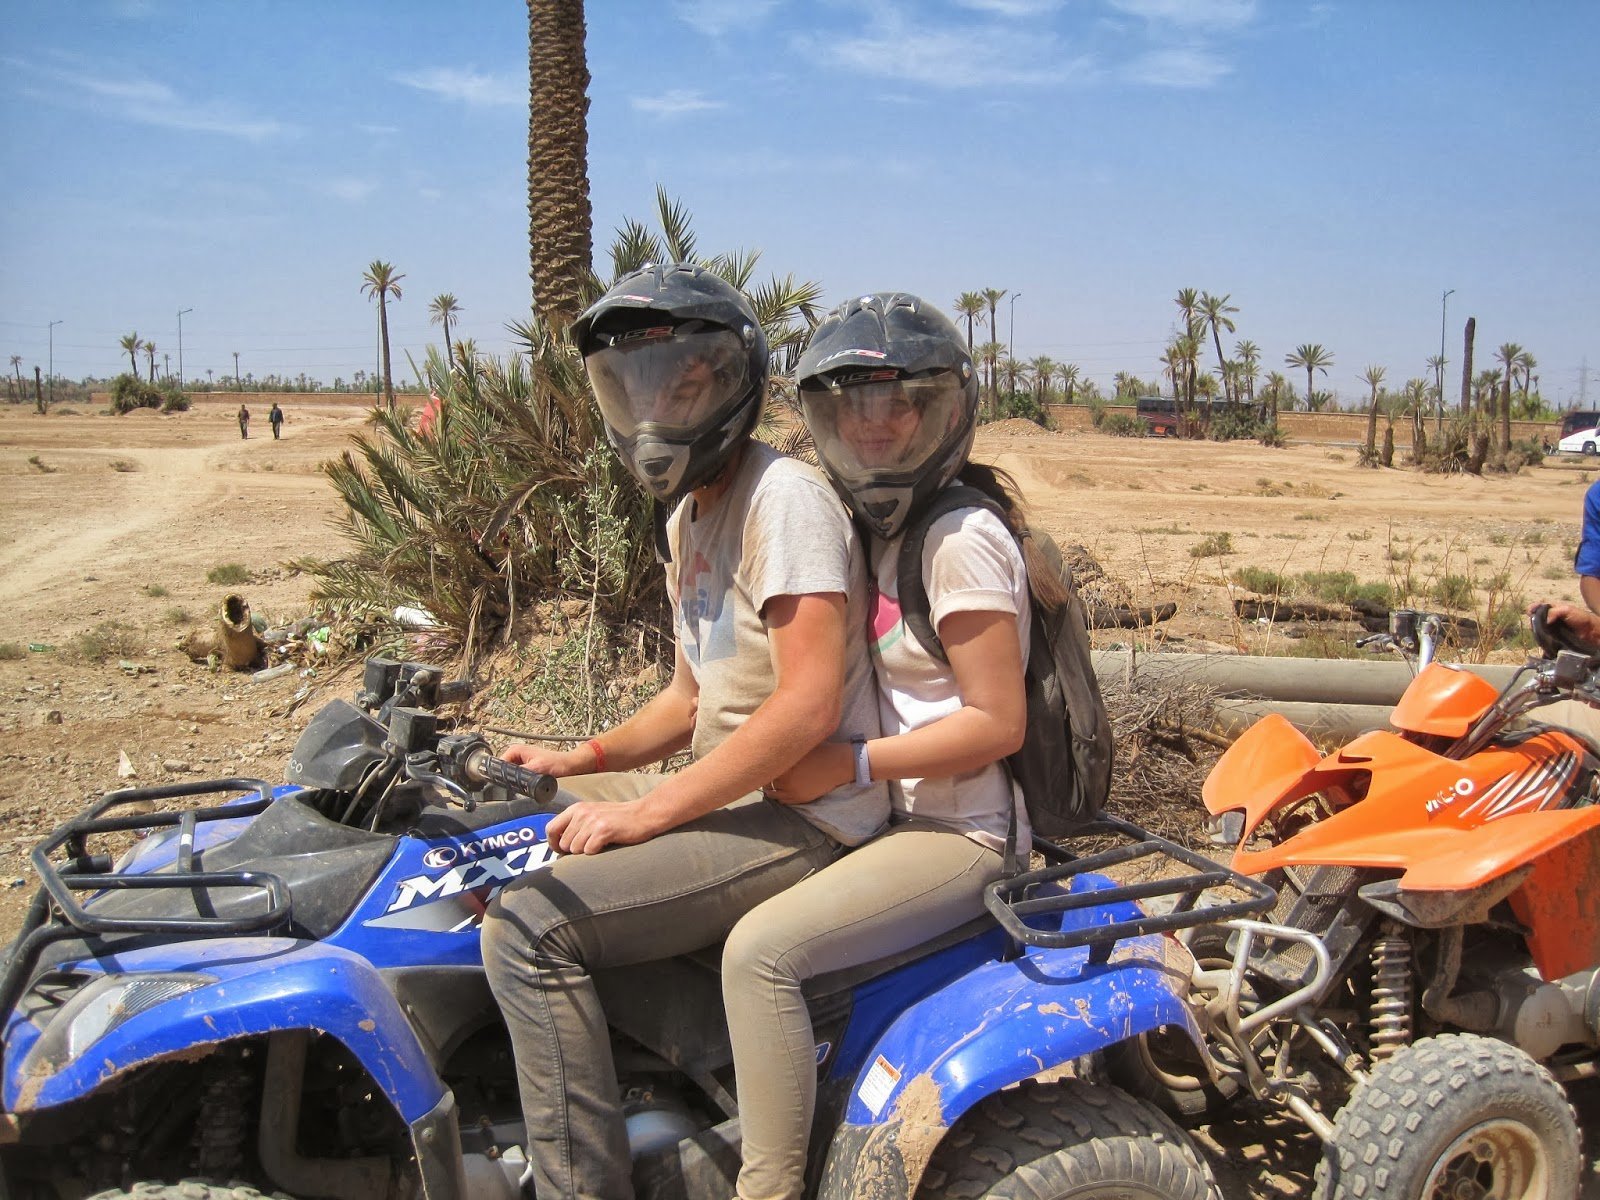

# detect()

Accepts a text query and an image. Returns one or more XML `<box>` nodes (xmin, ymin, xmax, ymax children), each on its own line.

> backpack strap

<box><xmin>897</xmin><ymin>484</ymin><xmax>1007</xmax><ymax>663</ymax></box>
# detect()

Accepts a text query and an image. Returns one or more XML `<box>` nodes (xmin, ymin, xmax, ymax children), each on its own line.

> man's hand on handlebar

<box><xmin>1533</xmin><ymin>602</ymin><xmax>1600</xmax><ymax>652</ymax></box>
<box><xmin>501</xmin><ymin>742</ymin><xmax>588</xmax><ymax>777</ymax></box>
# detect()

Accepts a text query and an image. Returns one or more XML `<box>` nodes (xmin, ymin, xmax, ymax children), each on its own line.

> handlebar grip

<box><xmin>473</xmin><ymin>755</ymin><xmax>560</xmax><ymax>805</ymax></box>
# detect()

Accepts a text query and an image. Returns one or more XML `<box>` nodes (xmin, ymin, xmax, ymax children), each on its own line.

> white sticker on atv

<box><xmin>859</xmin><ymin>1055</ymin><xmax>901</xmax><ymax>1118</ymax></box>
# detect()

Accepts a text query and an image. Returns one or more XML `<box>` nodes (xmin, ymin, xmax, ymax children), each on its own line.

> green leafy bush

<box><xmin>1190</xmin><ymin>532</ymin><xmax>1234</xmax><ymax>558</ymax></box>
<box><xmin>1232</xmin><ymin>566</ymin><xmax>1289</xmax><ymax>595</ymax></box>
<box><xmin>207</xmin><ymin>563</ymin><xmax>251</xmax><ymax>585</ymax></box>
<box><xmin>1099</xmin><ymin>412</ymin><xmax>1144</xmax><ymax>438</ymax></box>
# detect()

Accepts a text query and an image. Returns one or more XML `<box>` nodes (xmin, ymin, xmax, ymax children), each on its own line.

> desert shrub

<box><xmin>1099</xmin><ymin>412</ymin><xmax>1144</xmax><ymax>438</ymax></box>
<box><xmin>27</xmin><ymin>455</ymin><xmax>54</xmax><ymax>473</ymax></box>
<box><xmin>1432</xmin><ymin>573</ymin><xmax>1474</xmax><ymax>609</ymax></box>
<box><xmin>1257</xmin><ymin>424</ymin><xmax>1287</xmax><ymax>448</ymax></box>
<box><xmin>65</xmin><ymin>621</ymin><xmax>145</xmax><ymax>664</ymax></box>
<box><xmin>1189</xmin><ymin>532</ymin><xmax>1234</xmax><ymax>558</ymax></box>
<box><xmin>1301</xmin><ymin>570</ymin><xmax>1390</xmax><ymax>607</ymax></box>
<box><xmin>207</xmin><ymin>563</ymin><xmax>251</xmax><ymax>585</ymax></box>
<box><xmin>143</xmin><ymin>584</ymin><xmax>169</xmax><ymax>597</ymax></box>
<box><xmin>0</xmin><ymin>643</ymin><xmax>24</xmax><ymax>661</ymax></box>
<box><xmin>1422</xmin><ymin>420</ymin><xmax>1472</xmax><ymax>474</ymax></box>
<box><xmin>110</xmin><ymin>373</ymin><xmax>164</xmax><ymax>414</ymax></box>
<box><xmin>162</xmin><ymin>390</ymin><xmax>191</xmax><ymax>413</ymax></box>
<box><xmin>109</xmin><ymin>460</ymin><xmax>138</xmax><ymax>472</ymax></box>
<box><xmin>166</xmin><ymin>607</ymin><xmax>192</xmax><ymax>625</ymax></box>
<box><xmin>993</xmin><ymin>391</ymin><xmax>1045</xmax><ymax>425</ymax></box>
<box><xmin>1206</xmin><ymin>407</ymin><xmax>1265</xmax><ymax>442</ymax></box>
<box><xmin>1233</xmin><ymin>566</ymin><xmax>1289</xmax><ymax>595</ymax></box>
<box><xmin>1088</xmin><ymin>398</ymin><xmax>1108</xmax><ymax>428</ymax></box>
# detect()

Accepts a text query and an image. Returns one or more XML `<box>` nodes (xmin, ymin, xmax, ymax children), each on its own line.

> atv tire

<box><xmin>916</xmin><ymin>1079</ymin><xmax>1221</xmax><ymax>1199</ymax></box>
<box><xmin>1102</xmin><ymin>927</ymin><xmax>1240</xmax><ymax>1122</ymax></box>
<box><xmin>1315</xmin><ymin>1033</ymin><xmax>1580</xmax><ymax>1200</ymax></box>
<box><xmin>87</xmin><ymin>1183</ymin><xmax>292</xmax><ymax>1199</ymax></box>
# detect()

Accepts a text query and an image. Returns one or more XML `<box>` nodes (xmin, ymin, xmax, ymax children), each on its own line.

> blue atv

<box><xmin>0</xmin><ymin>658</ymin><xmax>1274</xmax><ymax>1200</ymax></box>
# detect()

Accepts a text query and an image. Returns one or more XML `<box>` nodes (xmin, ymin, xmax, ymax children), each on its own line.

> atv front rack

<box><xmin>0</xmin><ymin>778</ymin><xmax>291</xmax><ymax>1022</ymax></box>
<box><xmin>984</xmin><ymin>814</ymin><xmax>1276</xmax><ymax>959</ymax></box>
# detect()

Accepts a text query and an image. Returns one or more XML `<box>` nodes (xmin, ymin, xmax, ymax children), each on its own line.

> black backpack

<box><xmin>896</xmin><ymin>485</ymin><xmax>1113</xmax><ymax>864</ymax></box>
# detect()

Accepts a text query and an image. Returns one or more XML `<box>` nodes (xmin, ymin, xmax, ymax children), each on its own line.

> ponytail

<box><xmin>955</xmin><ymin>462</ymin><xmax>1070</xmax><ymax>613</ymax></box>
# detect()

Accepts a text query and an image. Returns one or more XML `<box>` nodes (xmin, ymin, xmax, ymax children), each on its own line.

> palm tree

<box><xmin>980</xmin><ymin>287</ymin><xmax>1006</xmax><ymax>416</ymax></box>
<box><xmin>1160</xmin><ymin>342</ymin><xmax>1185</xmax><ymax>406</ymax></box>
<box><xmin>1112</xmin><ymin>370</ymin><xmax>1134</xmax><ymax>401</ymax></box>
<box><xmin>1404</xmin><ymin>377</ymin><xmax>1430</xmax><ymax>463</ymax></box>
<box><xmin>1285</xmin><ymin>344</ymin><xmax>1333</xmax><ymax>414</ymax></box>
<box><xmin>1057</xmin><ymin>362</ymin><xmax>1080</xmax><ymax>405</ymax></box>
<box><xmin>1494</xmin><ymin>342</ymin><xmax>1522</xmax><ymax>456</ymax></box>
<box><xmin>1360</xmin><ymin>365</ymin><xmax>1386</xmax><ymax>463</ymax></box>
<box><xmin>1197</xmin><ymin>292</ymin><xmax>1239</xmax><ymax>404</ymax></box>
<box><xmin>1515</xmin><ymin>349</ymin><xmax>1536</xmax><ymax>400</ymax></box>
<box><xmin>1235</xmin><ymin>339</ymin><xmax>1260</xmax><ymax>408</ymax></box>
<box><xmin>1028</xmin><ymin>355</ymin><xmax>1056</xmax><ymax>406</ymax></box>
<box><xmin>527</xmin><ymin>0</ymin><xmax>593</xmax><ymax>330</ymax></box>
<box><xmin>144</xmin><ymin>341</ymin><xmax>157</xmax><ymax>383</ymax></box>
<box><xmin>1425</xmin><ymin>354</ymin><xmax>1446</xmax><ymax>434</ymax></box>
<box><xmin>953</xmin><ymin>292</ymin><xmax>985</xmax><ymax>358</ymax></box>
<box><xmin>1262</xmin><ymin>370</ymin><xmax>1291</xmax><ymax>432</ymax></box>
<box><xmin>429</xmin><ymin>294</ymin><xmax>462</xmax><ymax>364</ymax></box>
<box><xmin>361</xmin><ymin>260</ymin><xmax>406</xmax><ymax>411</ymax></box>
<box><xmin>120</xmin><ymin>332</ymin><xmax>141</xmax><ymax>376</ymax></box>
<box><xmin>9</xmin><ymin>355</ymin><xmax>21</xmax><ymax>405</ymax></box>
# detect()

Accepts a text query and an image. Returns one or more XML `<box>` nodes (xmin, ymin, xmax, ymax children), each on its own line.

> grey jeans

<box><xmin>480</xmin><ymin>773</ymin><xmax>840</xmax><ymax>1200</ymax></box>
<box><xmin>721</xmin><ymin>822</ymin><xmax>1006</xmax><ymax>1200</ymax></box>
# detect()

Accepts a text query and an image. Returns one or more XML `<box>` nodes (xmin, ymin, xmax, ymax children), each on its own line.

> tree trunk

<box><xmin>527</xmin><ymin>0</ymin><xmax>593</xmax><ymax>332</ymax></box>
<box><xmin>1499</xmin><ymin>377</ymin><xmax>1512</xmax><ymax>459</ymax></box>
<box><xmin>1364</xmin><ymin>393</ymin><xmax>1379</xmax><ymax>461</ymax></box>
<box><xmin>379</xmin><ymin>297</ymin><xmax>394</xmax><ymax>411</ymax></box>
<box><xmin>1380</xmin><ymin>422</ymin><xmax>1394</xmax><ymax>467</ymax></box>
<box><xmin>1411</xmin><ymin>409</ymin><xmax>1427</xmax><ymax>464</ymax></box>
<box><xmin>34</xmin><ymin>365</ymin><xmax>44</xmax><ymax>414</ymax></box>
<box><xmin>1459</xmin><ymin>316</ymin><xmax>1475</xmax><ymax>424</ymax></box>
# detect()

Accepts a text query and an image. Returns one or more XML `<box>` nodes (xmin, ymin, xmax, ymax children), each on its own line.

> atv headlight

<box><xmin>29</xmin><ymin>972</ymin><xmax>216</xmax><ymax>1071</ymax></box>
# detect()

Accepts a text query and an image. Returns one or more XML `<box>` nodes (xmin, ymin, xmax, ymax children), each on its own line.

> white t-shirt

<box><xmin>664</xmin><ymin>440</ymin><xmax>889</xmax><ymax>846</ymax></box>
<box><xmin>868</xmin><ymin>499</ymin><xmax>1032</xmax><ymax>853</ymax></box>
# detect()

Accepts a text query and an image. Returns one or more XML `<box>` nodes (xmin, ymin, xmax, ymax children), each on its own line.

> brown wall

<box><xmin>90</xmin><ymin>390</ymin><xmax>399</xmax><ymax>410</ymax></box>
<box><xmin>1043</xmin><ymin>404</ymin><xmax>1555</xmax><ymax>446</ymax></box>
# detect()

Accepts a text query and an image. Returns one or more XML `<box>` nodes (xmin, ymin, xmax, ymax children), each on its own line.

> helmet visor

<box><xmin>800</xmin><ymin>371</ymin><xmax>967</xmax><ymax>487</ymax></box>
<box><xmin>585</xmin><ymin>325</ymin><xmax>750</xmax><ymax>439</ymax></box>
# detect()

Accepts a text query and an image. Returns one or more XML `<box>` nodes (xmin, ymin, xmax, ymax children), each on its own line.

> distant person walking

<box><xmin>237</xmin><ymin>404</ymin><xmax>250</xmax><ymax>439</ymax></box>
<box><xmin>269</xmin><ymin>403</ymin><xmax>284</xmax><ymax>440</ymax></box>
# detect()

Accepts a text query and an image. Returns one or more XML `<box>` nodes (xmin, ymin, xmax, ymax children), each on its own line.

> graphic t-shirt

<box><xmin>869</xmin><ymin>500</ymin><xmax>1031</xmax><ymax>853</ymax></box>
<box><xmin>664</xmin><ymin>441</ymin><xmax>888</xmax><ymax>846</ymax></box>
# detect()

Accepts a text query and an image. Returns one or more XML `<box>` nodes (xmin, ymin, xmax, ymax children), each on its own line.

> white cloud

<box><xmin>631</xmin><ymin>89</ymin><xmax>725</xmax><ymax>117</ymax></box>
<box><xmin>1122</xmin><ymin>45</ymin><xmax>1232</xmax><ymax>87</ymax></box>
<box><xmin>954</xmin><ymin>0</ymin><xmax>1066</xmax><ymax>16</ymax></box>
<box><xmin>394</xmin><ymin>67</ymin><xmax>522</xmax><ymax>107</ymax></box>
<box><xmin>4</xmin><ymin>56</ymin><xmax>291</xmax><ymax>139</ymax></box>
<box><xmin>357</xmin><ymin>123</ymin><xmax>401</xmax><ymax>137</ymax></box>
<box><xmin>796</xmin><ymin>9</ymin><xmax>1091</xmax><ymax>89</ymax></box>
<box><xmin>1105</xmin><ymin>0</ymin><xmax>1257</xmax><ymax>31</ymax></box>
<box><xmin>323</xmin><ymin>178</ymin><xmax>379</xmax><ymax>203</ymax></box>
<box><xmin>672</xmin><ymin>0</ymin><xmax>781</xmax><ymax>37</ymax></box>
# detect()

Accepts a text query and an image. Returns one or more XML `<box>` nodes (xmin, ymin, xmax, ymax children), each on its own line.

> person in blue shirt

<box><xmin>1577</xmin><ymin>480</ymin><xmax>1600</xmax><ymax>614</ymax></box>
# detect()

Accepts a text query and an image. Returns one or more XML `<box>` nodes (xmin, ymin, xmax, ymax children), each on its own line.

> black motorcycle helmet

<box><xmin>571</xmin><ymin>263</ymin><xmax>768</xmax><ymax>504</ymax></box>
<box><xmin>797</xmin><ymin>293</ymin><xmax>978</xmax><ymax>539</ymax></box>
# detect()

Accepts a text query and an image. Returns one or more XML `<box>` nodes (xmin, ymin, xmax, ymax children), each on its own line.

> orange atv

<box><xmin>1115</xmin><ymin>607</ymin><xmax>1600</xmax><ymax>1199</ymax></box>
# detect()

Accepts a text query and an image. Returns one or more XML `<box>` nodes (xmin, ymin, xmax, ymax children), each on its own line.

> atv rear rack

<box><xmin>0</xmin><ymin>778</ymin><xmax>292</xmax><ymax>1022</ymax></box>
<box><xmin>984</xmin><ymin>814</ymin><xmax>1276</xmax><ymax>959</ymax></box>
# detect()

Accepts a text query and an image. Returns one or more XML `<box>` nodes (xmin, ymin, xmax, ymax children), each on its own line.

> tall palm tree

<box><xmin>1262</xmin><ymin>370</ymin><xmax>1291</xmax><ymax>432</ymax></box>
<box><xmin>1160</xmin><ymin>342</ymin><xmax>1185</xmax><ymax>406</ymax></box>
<box><xmin>953</xmin><ymin>292</ymin><xmax>985</xmax><ymax>358</ymax></box>
<box><xmin>1235</xmin><ymin>339</ymin><xmax>1260</xmax><ymax>408</ymax></box>
<box><xmin>1424</xmin><ymin>354</ymin><xmax>1446</xmax><ymax>434</ymax></box>
<box><xmin>120</xmin><ymin>332</ymin><xmax>141</xmax><ymax>376</ymax></box>
<box><xmin>1404</xmin><ymin>377</ymin><xmax>1430</xmax><ymax>463</ymax></box>
<box><xmin>1494</xmin><ymin>342</ymin><xmax>1522</xmax><ymax>455</ymax></box>
<box><xmin>1112</xmin><ymin>370</ymin><xmax>1133</xmax><ymax>401</ymax></box>
<box><xmin>144</xmin><ymin>341</ymin><xmax>157</xmax><ymax>383</ymax></box>
<box><xmin>9</xmin><ymin>355</ymin><xmax>22</xmax><ymax>404</ymax></box>
<box><xmin>1197</xmin><ymin>292</ymin><xmax>1239</xmax><ymax>404</ymax></box>
<box><xmin>361</xmin><ymin>260</ymin><xmax>405</xmax><ymax>411</ymax></box>
<box><xmin>1057</xmin><ymin>362</ymin><xmax>1080</xmax><ymax>404</ymax></box>
<box><xmin>1361</xmin><ymin>365</ymin><xmax>1386</xmax><ymax>462</ymax></box>
<box><xmin>1285</xmin><ymin>344</ymin><xmax>1333</xmax><ymax>413</ymax></box>
<box><xmin>527</xmin><ymin>0</ymin><xmax>593</xmax><ymax>330</ymax></box>
<box><xmin>1515</xmin><ymin>349</ymin><xmax>1537</xmax><ymax>400</ymax></box>
<box><xmin>980</xmin><ymin>287</ymin><xmax>1006</xmax><ymax>416</ymax></box>
<box><xmin>429</xmin><ymin>294</ymin><xmax>462</xmax><ymax>365</ymax></box>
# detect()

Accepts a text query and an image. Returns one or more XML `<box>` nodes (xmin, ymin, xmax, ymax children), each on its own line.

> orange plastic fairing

<box><xmin>1389</xmin><ymin>662</ymin><xmax>1500</xmax><ymax>738</ymax></box>
<box><xmin>1511</xmin><ymin>819</ymin><xmax>1600</xmax><ymax>980</ymax></box>
<box><xmin>1201</xmin><ymin>714</ymin><xmax>1322</xmax><ymax>836</ymax></box>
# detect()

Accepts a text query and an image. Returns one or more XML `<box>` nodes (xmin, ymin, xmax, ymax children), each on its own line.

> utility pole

<box><xmin>1007</xmin><ymin>292</ymin><xmax>1022</xmax><ymax>403</ymax></box>
<box><xmin>177</xmin><ymin>308</ymin><xmax>193</xmax><ymax>391</ymax></box>
<box><xmin>47</xmin><ymin>320</ymin><xmax>62</xmax><ymax>407</ymax></box>
<box><xmin>233</xmin><ymin>351</ymin><xmax>241</xmax><ymax>390</ymax></box>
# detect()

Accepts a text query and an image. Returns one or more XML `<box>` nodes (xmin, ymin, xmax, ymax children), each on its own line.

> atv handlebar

<box><xmin>465</xmin><ymin>751</ymin><xmax>560</xmax><ymax>806</ymax></box>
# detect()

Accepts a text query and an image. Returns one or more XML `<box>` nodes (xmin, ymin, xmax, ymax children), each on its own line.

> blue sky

<box><xmin>3</xmin><ymin>0</ymin><xmax>1597</xmax><ymax>406</ymax></box>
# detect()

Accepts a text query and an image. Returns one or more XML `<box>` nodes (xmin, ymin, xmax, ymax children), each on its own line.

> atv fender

<box><xmin>5</xmin><ymin>936</ymin><xmax>446</xmax><ymax>1124</ymax></box>
<box><xmin>814</xmin><ymin>933</ymin><xmax>1198</xmax><ymax>1200</ymax></box>
<box><xmin>1202</xmin><ymin>713</ymin><xmax>1323</xmax><ymax>839</ymax></box>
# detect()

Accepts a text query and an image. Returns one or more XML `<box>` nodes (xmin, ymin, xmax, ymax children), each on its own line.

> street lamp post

<box><xmin>1438</xmin><ymin>289</ymin><xmax>1454</xmax><ymax>434</ymax></box>
<box><xmin>47</xmin><ymin>320</ymin><xmax>62</xmax><ymax>406</ymax></box>
<box><xmin>177</xmin><ymin>308</ymin><xmax>194</xmax><ymax>392</ymax></box>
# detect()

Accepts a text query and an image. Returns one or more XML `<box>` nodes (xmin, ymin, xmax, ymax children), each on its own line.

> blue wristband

<box><xmin>851</xmin><ymin>736</ymin><xmax>872</xmax><ymax>787</ymax></box>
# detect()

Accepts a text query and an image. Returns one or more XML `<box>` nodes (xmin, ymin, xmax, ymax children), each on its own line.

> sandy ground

<box><xmin>0</xmin><ymin>398</ymin><xmax>1594</xmax><ymax>1195</ymax></box>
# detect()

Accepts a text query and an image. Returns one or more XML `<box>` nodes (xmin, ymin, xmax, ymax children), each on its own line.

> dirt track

<box><xmin>0</xmin><ymin>398</ymin><xmax>1594</xmax><ymax>1196</ymax></box>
